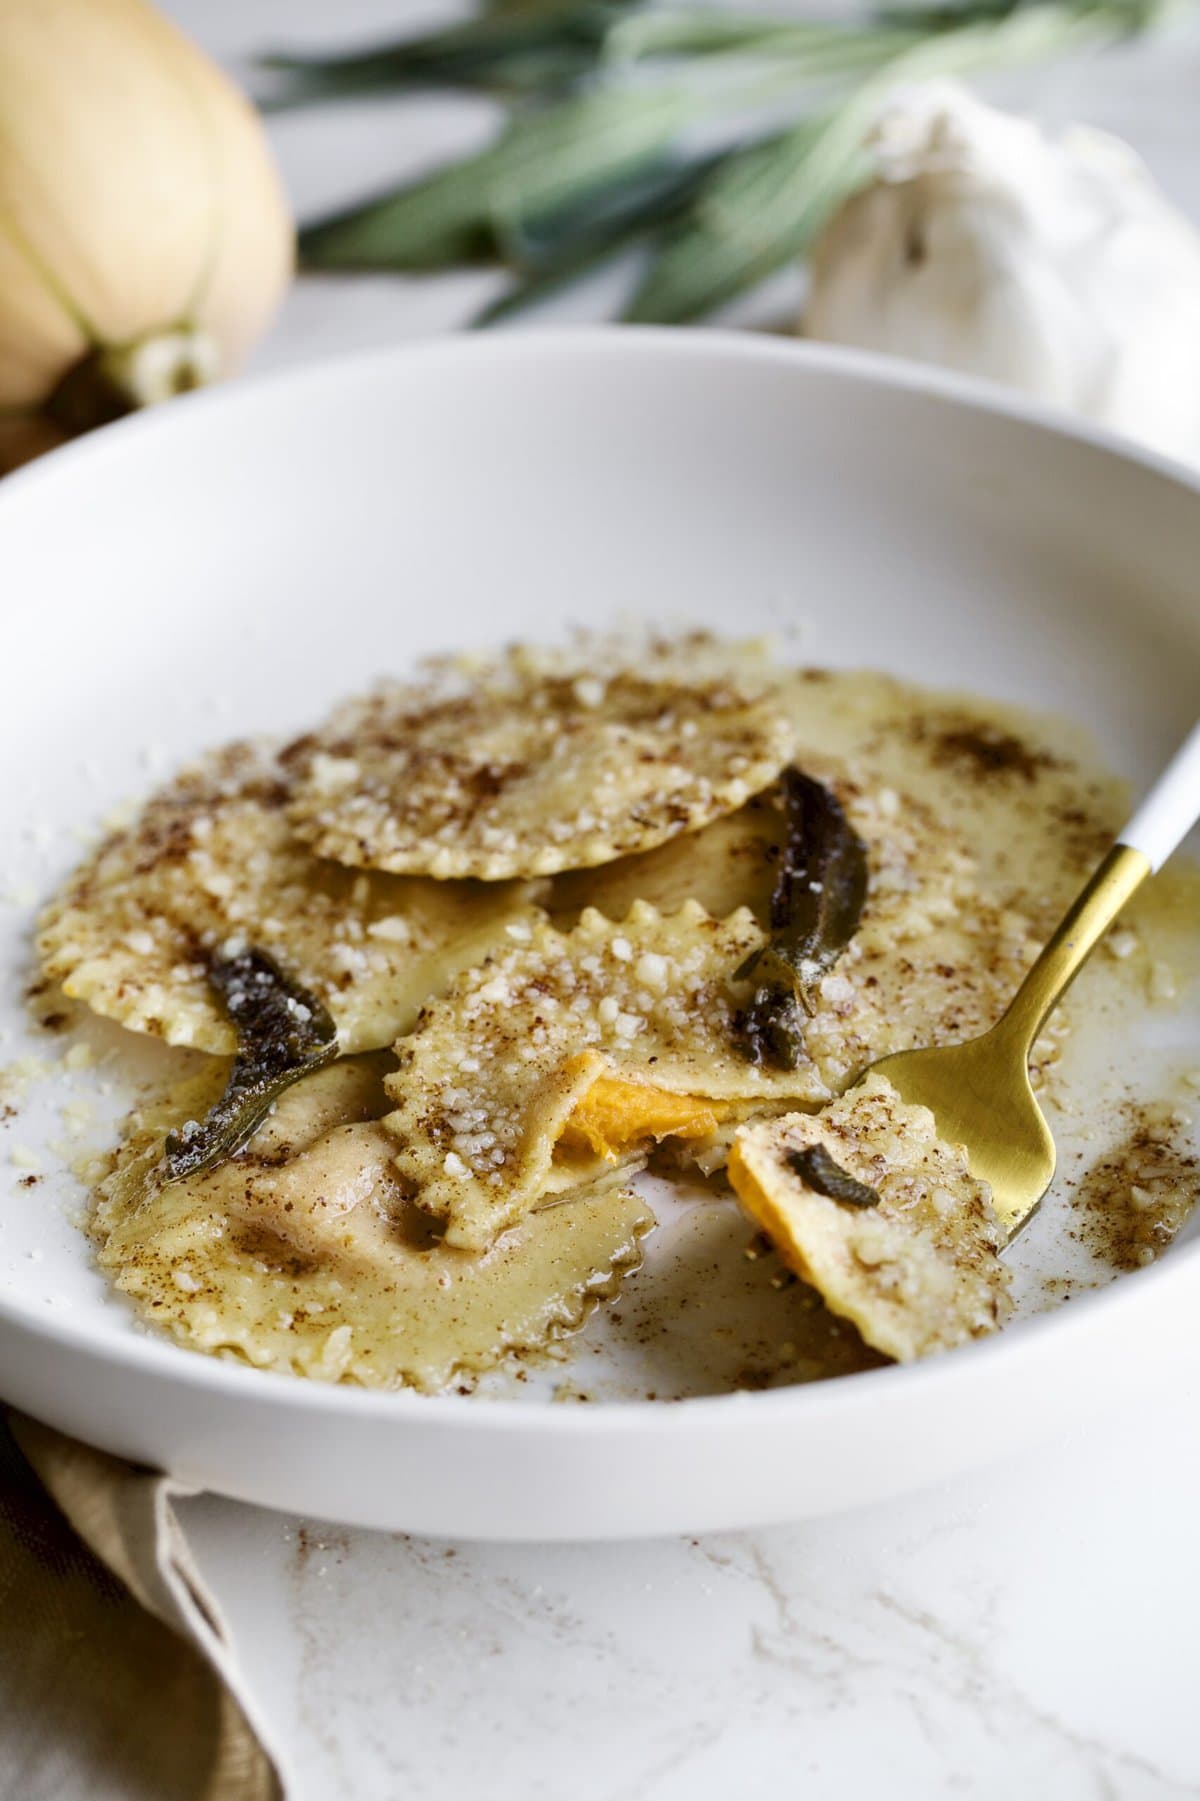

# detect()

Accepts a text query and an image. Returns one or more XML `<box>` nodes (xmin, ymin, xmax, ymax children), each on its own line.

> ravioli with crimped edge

<box><xmin>778</xmin><ymin>770</ymin><xmax>1046</xmax><ymax>1091</ymax></box>
<box><xmin>282</xmin><ymin>638</ymin><xmax>795</xmax><ymax>881</ymax></box>
<box><xmin>554</xmin><ymin>760</ymin><xmax>1043</xmax><ymax>1095</ymax></box>
<box><xmin>94</xmin><ymin>1055</ymin><xmax>653</xmax><ymax>1390</ymax></box>
<box><xmin>383</xmin><ymin>900</ymin><xmax>832</xmax><ymax>1251</ymax></box>
<box><xmin>727</xmin><ymin>1074</ymin><xmax>1012</xmax><ymax>1361</ymax></box>
<box><xmin>37</xmin><ymin>741</ymin><xmax>539</xmax><ymax>1055</ymax></box>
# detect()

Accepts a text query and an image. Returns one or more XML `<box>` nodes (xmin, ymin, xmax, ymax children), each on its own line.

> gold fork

<box><xmin>864</xmin><ymin>720</ymin><xmax>1200</xmax><ymax>1239</ymax></box>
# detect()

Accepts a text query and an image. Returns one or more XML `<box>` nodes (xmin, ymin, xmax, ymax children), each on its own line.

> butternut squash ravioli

<box><xmin>35</xmin><ymin>632</ymin><xmax>1151</xmax><ymax>1392</ymax></box>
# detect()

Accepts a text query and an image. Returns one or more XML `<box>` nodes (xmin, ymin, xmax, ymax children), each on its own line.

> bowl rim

<box><xmin>2</xmin><ymin>323</ymin><xmax>1196</xmax><ymax>1435</ymax></box>
<box><xmin>6</xmin><ymin>324</ymin><xmax>1200</xmax><ymax>513</ymax></box>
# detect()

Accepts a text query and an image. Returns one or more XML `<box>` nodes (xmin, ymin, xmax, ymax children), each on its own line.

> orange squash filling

<box><xmin>557</xmin><ymin>1072</ymin><xmax>729</xmax><ymax>1163</ymax></box>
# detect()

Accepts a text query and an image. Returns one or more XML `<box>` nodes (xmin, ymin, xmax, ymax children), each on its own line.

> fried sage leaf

<box><xmin>734</xmin><ymin>767</ymin><xmax>868</xmax><ymax>1069</ymax></box>
<box><xmin>786</xmin><ymin>1143</ymin><xmax>880</xmax><ymax>1208</ymax></box>
<box><xmin>163</xmin><ymin>947</ymin><xmax>338</xmax><ymax>1181</ymax></box>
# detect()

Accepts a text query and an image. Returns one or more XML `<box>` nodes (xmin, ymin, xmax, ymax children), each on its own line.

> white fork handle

<box><xmin>1120</xmin><ymin>721</ymin><xmax>1200</xmax><ymax>872</ymax></box>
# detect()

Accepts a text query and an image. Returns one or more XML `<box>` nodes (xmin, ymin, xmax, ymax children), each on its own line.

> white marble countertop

<box><xmin>157</xmin><ymin>4</ymin><xmax>1200</xmax><ymax>1795</ymax></box>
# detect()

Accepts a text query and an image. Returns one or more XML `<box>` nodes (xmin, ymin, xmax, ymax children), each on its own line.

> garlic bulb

<box><xmin>804</xmin><ymin>84</ymin><xmax>1200</xmax><ymax>465</ymax></box>
<box><xmin>0</xmin><ymin>0</ymin><xmax>293</xmax><ymax>470</ymax></box>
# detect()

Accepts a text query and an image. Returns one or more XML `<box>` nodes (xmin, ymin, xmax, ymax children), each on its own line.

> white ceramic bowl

<box><xmin>1</xmin><ymin>331</ymin><xmax>1197</xmax><ymax>1540</ymax></box>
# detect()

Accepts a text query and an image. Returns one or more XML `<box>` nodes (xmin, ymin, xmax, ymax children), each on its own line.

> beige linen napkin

<box><xmin>0</xmin><ymin>1412</ymin><xmax>287</xmax><ymax>1800</ymax></box>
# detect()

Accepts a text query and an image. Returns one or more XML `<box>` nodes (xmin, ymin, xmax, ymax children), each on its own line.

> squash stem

<box><xmin>44</xmin><ymin>329</ymin><xmax>220</xmax><ymax>436</ymax></box>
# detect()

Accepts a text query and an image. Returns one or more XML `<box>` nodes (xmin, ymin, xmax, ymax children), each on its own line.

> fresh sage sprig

<box><xmin>263</xmin><ymin>2</ymin><xmax>641</xmax><ymax>108</ymax></box>
<box><xmin>625</xmin><ymin>113</ymin><xmax>861</xmax><ymax>324</ymax></box>
<box><xmin>474</xmin><ymin>147</ymin><xmax>723</xmax><ymax>323</ymax></box>
<box><xmin>278</xmin><ymin>0</ymin><xmax>1175</xmax><ymax>325</ymax></box>
<box><xmin>300</xmin><ymin>84</ymin><xmax>705</xmax><ymax>270</ymax></box>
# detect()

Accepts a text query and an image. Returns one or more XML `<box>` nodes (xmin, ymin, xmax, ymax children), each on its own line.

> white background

<box><xmin>161</xmin><ymin>4</ymin><xmax>1200</xmax><ymax>1795</ymax></box>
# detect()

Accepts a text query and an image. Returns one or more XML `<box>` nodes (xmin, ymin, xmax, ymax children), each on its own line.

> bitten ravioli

<box><xmin>38</xmin><ymin>741</ymin><xmax>536</xmax><ymax>1055</ymax></box>
<box><xmin>94</xmin><ymin>1056</ymin><xmax>653</xmax><ymax>1391</ymax></box>
<box><xmin>728</xmin><ymin>1074</ymin><xmax>1011</xmax><ymax>1360</ymax></box>
<box><xmin>384</xmin><ymin>901</ymin><xmax>833</xmax><ymax>1249</ymax></box>
<box><xmin>283</xmin><ymin>641</ymin><xmax>794</xmax><ymax>881</ymax></box>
